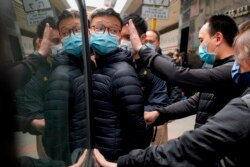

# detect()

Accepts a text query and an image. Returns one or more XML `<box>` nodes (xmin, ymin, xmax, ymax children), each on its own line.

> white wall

<box><xmin>160</xmin><ymin>28</ymin><xmax>178</xmax><ymax>54</ymax></box>
<box><xmin>21</xmin><ymin>36</ymin><xmax>34</xmax><ymax>57</ymax></box>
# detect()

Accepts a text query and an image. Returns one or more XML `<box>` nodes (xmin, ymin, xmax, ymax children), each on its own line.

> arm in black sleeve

<box><xmin>138</xmin><ymin>47</ymin><xmax>233</xmax><ymax>92</ymax></box>
<box><xmin>154</xmin><ymin>93</ymin><xmax>199</xmax><ymax>126</ymax></box>
<box><xmin>117</xmin><ymin>96</ymin><xmax>250</xmax><ymax>167</ymax></box>
<box><xmin>7</xmin><ymin>51</ymin><xmax>47</xmax><ymax>90</ymax></box>
<box><xmin>14</xmin><ymin>115</ymin><xmax>42</xmax><ymax>135</ymax></box>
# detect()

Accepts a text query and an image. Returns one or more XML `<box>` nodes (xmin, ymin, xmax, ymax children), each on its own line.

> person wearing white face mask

<box><xmin>42</xmin><ymin>9</ymin><xmax>87</xmax><ymax>165</ymax></box>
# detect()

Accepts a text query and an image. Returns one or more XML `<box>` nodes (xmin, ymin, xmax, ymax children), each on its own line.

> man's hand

<box><xmin>31</xmin><ymin>119</ymin><xmax>45</xmax><ymax>134</ymax></box>
<box><xmin>127</xmin><ymin>19</ymin><xmax>143</xmax><ymax>52</ymax></box>
<box><xmin>144</xmin><ymin>110</ymin><xmax>160</xmax><ymax>125</ymax></box>
<box><xmin>38</xmin><ymin>23</ymin><xmax>54</xmax><ymax>57</ymax></box>
<box><xmin>69</xmin><ymin>149</ymin><xmax>88</xmax><ymax>167</ymax></box>
<box><xmin>93</xmin><ymin>149</ymin><xmax>117</xmax><ymax>167</ymax></box>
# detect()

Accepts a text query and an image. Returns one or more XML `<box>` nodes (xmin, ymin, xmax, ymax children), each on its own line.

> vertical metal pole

<box><xmin>76</xmin><ymin>0</ymin><xmax>94</xmax><ymax>166</ymax></box>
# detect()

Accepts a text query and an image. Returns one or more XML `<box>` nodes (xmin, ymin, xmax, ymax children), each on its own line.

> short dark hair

<box><xmin>147</xmin><ymin>29</ymin><xmax>160</xmax><ymax>41</ymax></box>
<box><xmin>36</xmin><ymin>16</ymin><xmax>57</xmax><ymax>39</ymax></box>
<box><xmin>57</xmin><ymin>9</ymin><xmax>80</xmax><ymax>29</ymax></box>
<box><xmin>207</xmin><ymin>14</ymin><xmax>238</xmax><ymax>46</ymax></box>
<box><xmin>122</xmin><ymin>14</ymin><xmax>148</xmax><ymax>36</ymax></box>
<box><xmin>89</xmin><ymin>8</ymin><xmax>122</xmax><ymax>28</ymax></box>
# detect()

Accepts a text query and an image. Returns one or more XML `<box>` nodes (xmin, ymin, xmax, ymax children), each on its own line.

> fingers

<box><xmin>93</xmin><ymin>149</ymin><xmax>103</xmax><ymax>167</ymax></box>
<box><xmin>43</xmin><ymin>23</ymin><xmax>53</xmax><ymax>38</ymax></box>
<box><xmin>38</xmin><ymin>23</ymin><xmax>54</xmax><ymax>57</ymax></box>
<box><xmin>144</xmin><ymin>111</ymin><xmax>159</xmax><ymax>125</ymax></box>
<box><xmin>77</xmin><ymin>149</ymin><xmax>88</xmax><ymax>165</ymax></box>
<box><xmin>127</xmin><ymin>19</ymin><xmax>143</xmax><ymax>52</ymax></box>
<box><xmin>94</xmin><ymin>149</ymin><xmax>105</xmax><ymax>162</ymax></box>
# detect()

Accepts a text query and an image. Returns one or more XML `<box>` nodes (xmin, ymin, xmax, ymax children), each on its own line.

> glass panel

<box><xmin>0</xmin><ymin>0</ymin><xmax>91</xmax><ymax>166</ymax></box>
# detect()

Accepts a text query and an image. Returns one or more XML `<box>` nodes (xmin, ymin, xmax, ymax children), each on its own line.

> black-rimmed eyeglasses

<box><xmin>90</xmin><ymin>25</ymin><xmax>120</xmax><ymax>37</ymax></box>
<box><xmin>60</xmin><ymin>26</ymin><xmax>81</xmax><ymax>38</ymax></box>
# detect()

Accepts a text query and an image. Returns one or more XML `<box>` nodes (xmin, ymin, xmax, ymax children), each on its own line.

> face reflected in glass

<box><xmin>120</xmin><ymin>25</ymin><xmax>130</xmax><ymax>42</ymax></box>
<box><xmin>50</xmin><ymin>29</ymin><xmax>61</xmax><ymax>45</ymax></box>
<box><xmin>59</xmin><ymin>18</ymin><xmax>81</xmax><ymax>38</ymax></box>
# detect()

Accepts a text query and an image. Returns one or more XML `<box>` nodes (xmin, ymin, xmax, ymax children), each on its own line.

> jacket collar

<box><xmin>213</xmin><ymin>55</ymin><xmax>234</xmax><ymax>67</ymax></box>
<box><xmin>95</xmin><ymin>48</ymin><xmax>127</xmax><ymax>67</ymax></box>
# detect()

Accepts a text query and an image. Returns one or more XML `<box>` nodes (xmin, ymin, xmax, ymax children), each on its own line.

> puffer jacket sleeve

<box><xmin>70</xmin><ymin>74</ymin><xmax>87</xmax><ymax>150</ymax></box>
<box><xmin>117</xmin><ymin>95</ymin><xmax>250</xmax><ymax>167</ymax></box>
<box><xmin>154</xmin><ymin>93</ymin><xmax>199</xmax><ymax>125</ymax></box>
<box><xmin>112</xmin><ymin>67</ymin><xmax>152</xmax><ymax>149</ymax></box>
<box><xmin>43</xmin><ymin>67</ymin><xmax>71</xmax><ymax>165</ymax></box>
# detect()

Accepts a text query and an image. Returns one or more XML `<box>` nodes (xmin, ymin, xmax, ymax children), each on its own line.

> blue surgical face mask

<box><xmin>62</xmin><ymin>32</ymin><xmax>82</xmax><ymax>56</ymax></box>
<box><xmin>231</xmin><ymin>61</ymin><xmax>250</xmax><ymax>88</ymax></box>
<box><xmin>145</xmin><ymin>42</ymin><xmax>157</xmax><ymax>51</ymax></box>
<box><xmin>198</xmin><ymin>44</ymin><xmax>216</xmax><ymax>65</ymax></box>
<box><xmin>90</xmin><ymin>31</ymin><xmax>119</xmax><ymax>56</ymax></box>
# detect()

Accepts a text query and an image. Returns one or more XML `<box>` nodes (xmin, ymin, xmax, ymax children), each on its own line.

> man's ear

<box><xmin>215</xmin><ymin>32</ymin><xmax>223</xmax><ymax>46</ymax></box>
<box><xmin>35</xmin><ymin>38</ymin><xmax>42</xmax><ymax>50</ymax></box>
<box><xmin>140</xmin><ymin>33</ymin><xmax>146</xmax><ymax>44</ymax></box>
<box><xmin>88</xmin><ymin>29</ymin><xmax>91</xmax><ymax>37</ymax></box>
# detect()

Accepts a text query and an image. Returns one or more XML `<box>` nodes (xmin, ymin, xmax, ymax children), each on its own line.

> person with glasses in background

<box><xmin>42</xmin><ymin>9</ymin><xmax>87</xmax><ymax>165</ymax></box>
<box><xmin>89</xmin><ymin>8</ymin><xmax>152</xmax><ymax>162</ymax></box>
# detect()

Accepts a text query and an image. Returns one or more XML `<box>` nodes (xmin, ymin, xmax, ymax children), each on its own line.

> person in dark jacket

<box><xmin>93</xmin><ymin>19</ymin><xmax>250</xmax><ymax>167</ymax></box>
<box><xmin>138</xmin><ymin>15</ymin><xmax>245</xmax><ymax>129</ymax></box>
<box><xmin>15</xmin><ymin>16</ymin><xmax>61</xmax><ymax>158</ymax></box>
<box><xmin>144</xmin><ymin>29</ymin><xmax>176</xmax><ymax>145</ymax></box>
<box><xmin>42</xmin><ymin>9</ymin><xmax>87</xmax><ymax>165</ymax></box>
<box><xmin>120</xmin><ymin>14</ymin><xmax>169</xmax><ymax>145</ymax></box>
<box><xmin>120</xmin><ymin>14</ymin><xmax>169</xmax><ymax>112</ymax></box>
<box><xmin>0</xmin><ymin>16</ymin><xmax>60</xmax><ymax>166</ymax></box>
<box><xmin>89</xmin><ymin>8</ymin><xmax>152</xmax><ymax>161</ymax></box>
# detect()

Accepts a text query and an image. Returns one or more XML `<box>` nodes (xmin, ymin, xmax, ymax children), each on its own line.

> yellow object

<box><xmin>151</xmin><ymin>18</ymin><xmax>156</xmax><ymax>30</ymax></box>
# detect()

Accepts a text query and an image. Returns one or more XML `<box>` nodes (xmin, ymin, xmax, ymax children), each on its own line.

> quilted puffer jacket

<box><xmin>93</xmin><ymin>49</ymin><xmax>153</xmax><ymax>161</ymax></box>
<box><xmin>43</xmin><ymin>52</ymin><xmax>87</xmax><ymax>165</ymax></box>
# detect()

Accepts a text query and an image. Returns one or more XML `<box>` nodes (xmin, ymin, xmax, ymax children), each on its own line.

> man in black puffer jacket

<box><xmin>42</xmin><ymin>9</ymin><xmax>87</xmax><ymax>166</ymax></box>
<box><xmin>89</xmin><ymin>8</ymin><xmax>153</xmax><ymax>161</ymax></box>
